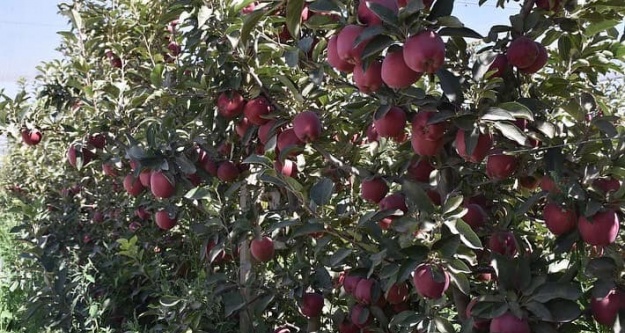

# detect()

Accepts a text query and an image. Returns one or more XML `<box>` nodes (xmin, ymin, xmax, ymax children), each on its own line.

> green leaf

<box><xmin>310</xmin><ymin>177</ymin><xmax>334</xmax><ymax>205</ymax></box>
<box><xmin>493</xmin><ymin>121</ymin><xmax>529</xmax><ymax>146</ymax></box>
<box><xmin>530</xmin><ymin>283</ymin><xmax>582</xmax><ymax>302</ymax></box>
<box><xmin>586</xmin><ymin>257</ymin><xmax>617</xmax><ymax>279</ymax></box>
<box><xmin>544</xmin><ymin>299</ymin><xmax>581</xmax><ymax>322</ymax></box>
<box><xmin>482</xmin><ymin>108</ymin><xmax>516</xmax><ymax>121</ymax></box>
<box><xmin>286</xmin><ymin>0</ymin><xmax>305</xmax><ymax>40</ymax></box>
<box><xmin>242</xmin><ymin>154</ymin><xmax>273</xmax><ymax>167</ymax></box>
<box><xmin>367</xmin><ymin>2</ymin><xmax>399</xmax><ymax>27</ymax></box>
<box><xmin>427</xmin><ymin>0</ymin><xmax>453</xmax><ymax>20</ymax></box>
<box><xmin>329</xmin><ymin>248</ymin><xmax>352</xmax><ymax>267</ymax></box>
<box><xmin>498</xmin><ymin>102</ymin><xmax>534</xmax><ymax>121</ymax></box>
<box><xmin>223</xmin><ymin>291</ymin><xmax>246</xmax><ymax>317</ymax></box>
<box><xmin>471</xmin><ymin>301</ymin><xmax>508</xmax><ymax>319</ymax></box>
<box><xmin>449</xmin><ymin>271</ymin><xmax>470</xmax><ymax>294</ymax></box>
<box><xmin>197</xmin><ymin>5</ymin><xmax>213</xmax><ymax>27</ymax></box>
<box><xmin>361</xmin><ymin>35</ymin><xmax>395</xmax><ymax>60</ymax></box>
<box><xmin>438</xmin><ymin>27</ymin><xmax>483</xmax><ymax>39</ymax></box>
<box><xmin>585</xmin><ymin>20</ymin><xmax>620</xmax><ymax>36</ymax></box>
<box><xmin>240</xmin><ymin>10</ymin><xmax>265</xmax><ymax>47</ymax></box>
<box><xmin>442</xmin><ymin>194</ymin><xmax>463</xmax><ymax>215</ymax></box>
<box><xmin>402</xmin><ymin>180</ymin><xmax>435</xmax><ymax>214</ymax></box>
<box><xmin>432</xmin><ymin>316</ymin><xmax>455</xmax><ymax>333</ymax></box>
<box><xmin>436</xmin><ymin>68</ymin><xmax>464</xmax><ymax>103</ymax></box>
<box><xmin>444</xmin><ymin>219</ymin><xmax>482</xmax><ymax>249</ymax></box>
<box><xmin>150</xmin><ymin>64</ymin><xmax>164</xmax><ymax>87</ymax></box>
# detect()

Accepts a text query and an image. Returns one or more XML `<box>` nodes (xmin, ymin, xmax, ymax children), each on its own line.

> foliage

<box><xmin>0</xmin><ymin>0</ymin><xmax>625</xmax><ymax>332</ymax></box>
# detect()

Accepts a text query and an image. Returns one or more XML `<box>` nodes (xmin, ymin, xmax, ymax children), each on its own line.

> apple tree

<box><xmin>1</xmin><ymin>0</ymin><xmax>625</xmax><ymax>332</ymax></box>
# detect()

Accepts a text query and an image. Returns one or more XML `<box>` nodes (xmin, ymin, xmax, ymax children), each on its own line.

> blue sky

<box><xmin>0</xmin><ymin>1</ymin><xmax>522</xmax><ymax>97</ymax></box>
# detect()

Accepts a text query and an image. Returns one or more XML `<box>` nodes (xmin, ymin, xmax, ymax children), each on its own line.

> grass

<box><xmin>0</xmin><ymin>202</ymin><xmax>27</xmax><ymax>333</ymax></box>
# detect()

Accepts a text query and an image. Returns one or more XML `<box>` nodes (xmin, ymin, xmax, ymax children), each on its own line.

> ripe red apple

<box><xmin>88</xmin><ymin>133</ymin><xmax>106</xmax><ymax>149</ymax></box>
<box><xmin>519</xmin><ymin>175</ymin><xmax>539</xmax><ymax>190</ymax></box>
<box><xmin>336</xmin><ymin>25</ymin><xmax>369</xmax><ymax>64</ymax></box>
<box><xmin>462</xmin><ymin>203</ymin><xmax>488</xmax><ymax>229</ymax></box>
<box><xmin>258</xmin><ymin>120</ymin><xmax>281</xmax><ymax>145</ymax></box>
<box><xmin>135</xmin><ymin>206</ymin><xmax>150</xmax><ymax>220</ymax></box>
<box><xmin>578</xmin><ymin>209</ymin><xmax>619</xmax><ymax>246</ymax></box>
<box><xmin>593</xmin><ymin>177</ymin><xmax>620</xmax><ymax>193</ymax></box>
<box><xmin>381</xmin><ymin>48</ymin><xmax>422</xmax><ymax>89</ymax></box>
<box><xmin>488</xmin><ymin>230</ymin><xmax>517</xmax><ymax>257</ymax></box>
<box><xmin>300</xmin><ymin>292</ymin><xmax>324</xmax><ymax>317</ymax></box>
<box><xmin>276</xmin><ymin>128</ymin><xmax>304</xmax><ymax>153</ymax></box>
<box><xmin>123</xmin><ymin>174</ymin><xmax>145</xmax><ymax>196</ymax></box>
<box><xmin>168</xmin><ymin>42</ymin><xmax>181</xmax><ymax>56</ymax></box>
<box><xmin>150</xmin><ymin>171</ymin><xmax>176</xmax><ymax>199</ymax></box>
<box><xmin>378</xmin><ymin>192</ymin><xmax>408</xmax><ymax>229</ymax></box>
<box><xmin>490</xmin><ymin>312</ymin><xmax>530</xmax><ymax>333</ymax></box>
<box><xmin>338</xmin><ymin>320</ymin><xmax>360</xmax><ymax>333</ymax></box>
<box><xmin>343</xmin><ymin>275</ymin><xmax>363</xmax><ymax>294</ymax></box>
<box><xmin>361</xmin><ymin>177</ymin><xmax>389</xmax><ymax>203</ymax></box>
<box><xmin>217</xmin><ymin>91</ymin><xmax>246</xmax><ymax>119</ymax></box>
<box><xmin>403</xmin><ymin>30</ymin><xmax>446</xmax><ymax>74</ymax></box>
<box><xmin>406</xmin><ymin>157</ymin><xmax>435</xmax><ymax>182</ymax></box>
<box><xmin>466</xmin><ymin>298</ymin><xmax>491</xmax><ymax>330</ymax></box>
<box><xmin>293</xmin><ymin>111</ymin><xmax>322</xmax><ymax>143</ymax></box>
<box><xmin>506</xmin><ymin>36</ymin><xmax>539</xmax><ymax>69</ymax></box>
<box><xmin>386</xmin><ymin>282</ymin><xmax>409</xmax><ymax>305</ymax></box>
<box><xmin>591</xmin><ymin>288</ymin><xmax>623</xmax><ymax>326</ymax></box>
<box><xmin>250</xmin><ymin>236</ymin><xmax>275</xmax><ymax>262</ymax></box>
<box><xmin>373</xmin><ymin>107</ymin><xmax>406</xmax><ymax>138</ymax></box>
<box><xmin>455</xmin><ymin>129</ymin><xmax>493</xmax><ymax>163</ymax></box>
<box><xmin>67</xmin><ymin>144</ymin><xmax>95</xmax><ymax>167</ymax></box>
<box><xmin>486</xmin><ymin>152</ymin><xmax>518</xmax><ymax>180</ymax></box>
<box><xmin>354</xmin><ymin>278</ymin><xmax>377</xmax><ymax>304</ymax></box>
<box><xmin>412</xmin><ymin>263</ymin><xmax>449</xmax><ymax>299</ymax></box>
<box><xmin>536</xmin><ymin>0</ymin><xmax>560</xmax><ymax>10</ymax></box>
<box><xmin>92</xmin><ymin>211</ymin><xmax>104</xmax><ymax>223</ymax></box>
<box><xmin>217</xmin><ymin>161</ymin><xmax>240</xmax><ymax>182</ymax></box>
<box><xmin>327</xmin><ymin>35</ymin><xmax>355</xmax><ymax>73</ymax></box>
<box><xmin>488</xmin><ymin>54</ymin><xmax>509</xmax><ymax>78</ymax></box>
<box><xmin>350</xmin><ymin>304</ymin><xmax>372</xmax><ymax>328</ymax></box>
<box><xmin>206</xmin><ymin>241</ymin><xmax>231</xmax><ymax>264</ymax></box>
<box><xmin>543</xmin><ymin>201</ymin><xmax>577</xmax><ymax>235</ymax></box>
<box><xmin>411</xmin><ymin>111</ymin><xmax>448</xmax><ymax>141</ymax></box>
<box><xmin>21</xmin><ymin>128</ymin><xmax>42</xmax><ymax>146</ymax></box>
<box><xmin>102</xmin><ymin>163</ymin><xmax>117</xmax><ymax>177</ymax></box>
<box><xmin>519</xmin><ymin>42</ymin><xmax>548</xmax><ymax>74</ymax></box>
<box><xmin>358</xmin><ymin>0</ymin><xmax>398</xmax><ymax>25</ymax></box>
<box><xmin>244</xmin><ymin>96</ymin><xmax>272</xmax><ymax>125</ymax></box>
<box><xmin>353</xmin><ymin>60</ymin><xmax>384</xmax><ymax>94</ymax></box>
<box><xmin>540</xmin><ymin>175</ymin><xmax>560</xmax><ymax>193</ymax></box>
<box><xmin>139</xmin><ymin>169</ymin><xmax>152</xmax><ymax>187</ymax></box>
<box><xmin>198</xmin><ymin>149</ymin><xmax>218</xmax><ymax>176</ymax></box>
<box><xmin>106</xmin><ymin>50</ymin><xmax>122</xmax><ymax>68</ymax></box>
<box><xmin>366</xmin><ymin>123</ymin><xmax>379</xmax><ymax>143</ymax></box>
<box><xmin>155</xmin><ymin>210</ymin><xmax>177</xmax><ymax>230</ymax></box>
<box><xmin>397</xmin><ymin>0</ymin><xmax>433</xmax><ymax>7</ymax></box>
<box><xmin>235</xmin><ymin>117</ymin><xmax>251</xmax><ymax>139</ymax></box>
<box><xmin>274</xmin><ymin>159</ymin><xmax>298</xmax><ymax>177</ymax></box>
<box><xmin>411</xmin><ymin>135</ymin><xmax>444</xmax><ymax>156</ymax></box>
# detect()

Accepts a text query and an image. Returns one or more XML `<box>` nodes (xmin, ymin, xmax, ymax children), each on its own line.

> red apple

<box><xmin>292</xmin><ymin>111</ymin><xmax>322</xmax><ymax>143</ymax></box>
<box><xmin>519</xmin><ymin>42</ymin><xmax>548</xmax><ymax>74</ymax></box>
<box><xmin>366</xmin><ymin>123</ymin><xmax>379</xmax><ymax>143</ymax></box>
<box><xmin>217</xmin><ymin>161</ymin><xmax>240</xmax><ymax>182</ymax></box>
<box><xmin>593</xmin><ymin>177</ymin><xmax>620</xmax><ymax>193</ymax></box>
<box><xmin>274</xmin><ymin>159</ymin><xmax>298</xmax><ymax>177</ymax></box>
<box><xmin>411</xmin><ymin>135</ymin><xmax>444</xmax><ymax>156</ymax></box>
<box><xmin>354</xmin><ymin>278</ymin><xmax>378</xmax><ymax>304</ymax></box>
<box><xmin>591</xmin><ymin>288</ymin><xmax>623</xmax><ymax>326</ymax></box>
<box><xmin>543</xmin><ymin>201</ymin><xmax>577</xmax><ymax>235</ymax></box>
<box><xmin>276</xmin><ymin>128</ymin><xmax>304</xmax><ymax>153</ymax></box>
<box><xmin>488</xmin><ymin>230</ymin><xmax>517</xmax><ymax>257</ymax></box>
<box><xmin>374</xmin><ymin>107</ymin><xmax>406</xmax><ymax>138</ymax></box>
<box><xmin>250</xmin><ymin>236</ymin><xmax>275</xmax><ymax>262</ymax></box>
<box><xmin>139</xmin><ymin>169</ymin><xmax>152</xmax><ymax>187</ymax></box>
<box><xmin>92</xmin><ymin>211</ymin><xmax>104</xmax><ymax>223</ymax></box>
<box><xmin>381</xmin><ymin>48</ymin><xmax>422</xmax><ymax>89</ymax></box>
<box><xmin>506</xmin><ymin>36</ymin><xmax>539</xmax><ymax>69</ymax></box>
<box><xmin>327</xmin><ymin>35</ymin><xmax>355</xmax><ymax>73</ymax></box>
<box><xmin>519</xmin><ymin>175</ymin><xmax>539</xmax><ymax>190</ymax></box>
<box><xmin>490</xmin><ymin>312</ymin><xmax>530</xmax><ymax>333</ymax></box>
<box><xmin>486</xmin><ymin>152</ymin><xmax>518</xmax><ymax>180</ymax></box>
<box><xmin>411</xmin><ymin>110</ymin><xmax>448</xmax><ymax>141</ymax></box>
<box><xmin>361</xmin><ymin>177</ymin><xmax>389</xmax><ymax>203</ymax></box>
<box><xmin>186</xmin><ymin>173</ymin><xmax>200</xmax><ymax>185</ymax></box>
<box><xmin>343</xmin><ymin>275</ymin><xmax>363</xmax><ymax>294</ymax></box>
<box><xmin>488</xmin><ymin>54</ymin><xmax>509</xmax><ymax>78</ymax></box>
<box><xmin>102</xmin><ymin>163</ymin><xmax>117</xmax><ymax>177</ymax></box>
<box><xmin>198</xmin><ymin>149</ymin><xmax>218</xmax><ymax>176</ymax></box>
<box><xmin>135</xmin><ymin>206</ymin><xmax>150</xmax><ymax>220</ymax></box>
<box><xmin>353</xmin><ymin>60</ymin><xmax>384</xmax><ymax>94</ymax></box>
<box><xmin>540</xmin><ymin>175</ymin><xmax>560</xmax><ymax>193</ymax></box>
<box><xmin>350</xmin><ymin>304</ymin><xmax>372</xmax><ymax>328</ymax></box>
<box><xmin>358</xmin><ymin>0</ymin><xmax>398</xmax><ymax>25</ymax></box>
<box><xmin>258</xmin><ymin>120</ymin><xmax>281</xmax><ymax>145</ymax></box>
<box><xmin>300</xmin><ymin>292</ymin><xmax>324</xmax><ymax>317</ymax></box>
<box><xmin>123</xmin><ymin>174</ymin><xmax>145</xmax><ymax>196</ymax></box>
<box><xmin>403</xmin><ymin>30</ymin><xmax>446</xmax><ymax>74</ymax></box>
<box><xmin>378</xmin><ymin>192</ymin><xmax>407</xmax><ymax>229</ymax></box>
<box><xmin>386</xmin><ymin>282</ymin><xmax>409</xmax><ymax>305</ymax></box>
<box><xmin>21</xmin><ymin>128</ymin><xmax>42</xmax><ymax>146</ymax></box>
<box><xmin>244</xmin><ymin>96</ymin><xmax>272</xmax><ymax>125</ymax></box>
<box><xmin>578</xmin><ymin>209</ymin><xmax>619</xmax><ymax>246</ymax></box>
<box><xmin>412</xmin><ymin>263</ymin><xmax>449</xmax><ymax>299</ymax></box>
<box><xmin>155</xmin><ymin>210</ymin><xmax>177</xmax><ymax>230</ymax></box>
<box><xmin>466</xmin><ymin>298</ymin><xmax>491</xmax><ymax>330</ymax></box>
<box><xmin>536</xmin><ymin>0</ymin><xmax>560</xmax><ymax>10</ymax></box>
<box><xmin>462</xmin><ymin>203</ymin><xmax>488</xmax><ymax>229</ymax></box>
<box><xmin>398</xmin><ymin>0</ymin><xmax>434</xmax><ymax>7</ymax></box>
<box><xmin>455</xmin><ymin>129</ymin><xmax>493</xmax><ymax>163</ymax></box>
<box><xmin>150</xmin><ymin>171</ymin><xmax>176</xmax><ymax>199</ymax></box>
<box><xmin>235</xmin><ymin>117</ymin><xmax>251</xmax><ymax>138</ymax></box>
<box><xmin>67</xmin><ymin>144</ymin><xmax>95</xmax><ymax>167</ymax></box>
<box><xmin>168</xmin><ymin>41</ymin><xmax>181</xmax><ymax>56</ymax></box>
<box><xmin>88</xmin><ymin>133</ymin><xmax>106</xmax><ymax>149</ymax></box>
<box><xmin>338</xmin><ymin>320</ymin><xmax>360</xmax><ymax>333</ymax></box>
<box><xmin>336</xmin><ymin>25</ymin><xmax>369</xmax><ymax>64</ymax></box>
<box><xmin>406</xmin><ymin>158</ymin><xmax>435</xmax><ymax>182</ymax></box>
<box><xmin>217</xmin><ymin>91</ymin><xmax>246</xmax><ymax>119</ymax></box>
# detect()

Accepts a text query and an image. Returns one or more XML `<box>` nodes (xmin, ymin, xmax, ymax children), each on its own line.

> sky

<box><xmin>0</xmin><ymin>0</ymin><xmax>539</xmax><ymax>97</ymax></box>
